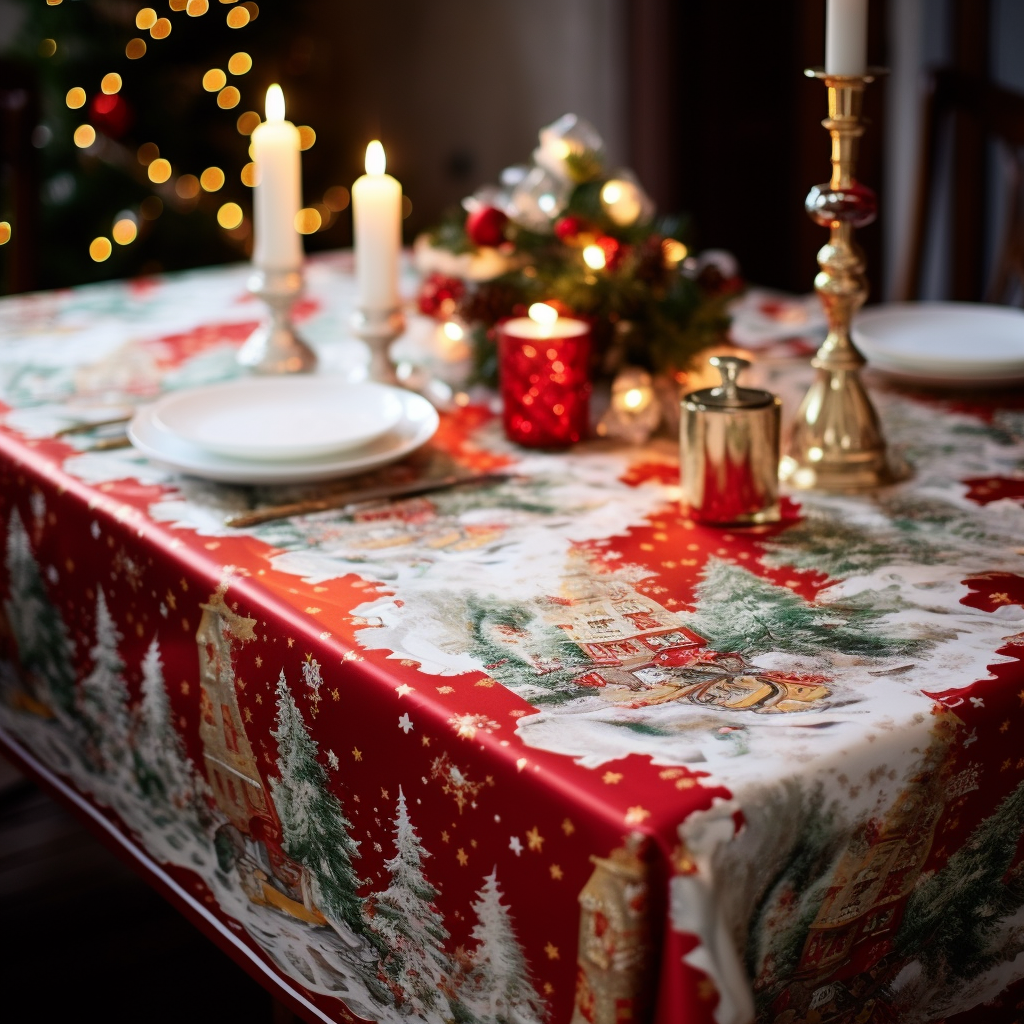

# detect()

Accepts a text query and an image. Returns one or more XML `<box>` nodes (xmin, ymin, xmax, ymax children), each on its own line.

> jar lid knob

<box><xmin>709</xmin><ymin>355</ymin><xmax>750</xmax><ymax>401</ymax></box>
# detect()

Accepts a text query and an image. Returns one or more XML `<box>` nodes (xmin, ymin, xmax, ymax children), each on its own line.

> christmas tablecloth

<box><xmin>1</xmin><ymin>254</ymin><xmax>1024</xmax><ymax>1024</ymax></box>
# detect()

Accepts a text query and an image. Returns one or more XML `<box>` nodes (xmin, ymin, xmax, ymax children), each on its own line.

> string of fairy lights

<box><xmin>3</xmin><ymin>0</ymin><xmax>360</xmax><ymax>266</ymax></box>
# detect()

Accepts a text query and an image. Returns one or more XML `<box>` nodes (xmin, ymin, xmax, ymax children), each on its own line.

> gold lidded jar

<box><xmin>680</xmin><ymin>355</ymin><xmax>781</xmax><ymax>525</ymax></box>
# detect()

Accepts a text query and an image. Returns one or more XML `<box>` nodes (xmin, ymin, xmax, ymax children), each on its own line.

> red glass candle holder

<box><xmin>498</xmin><ymin>316</ymin><xmax>592</xmax><ymax>448</ymax></box>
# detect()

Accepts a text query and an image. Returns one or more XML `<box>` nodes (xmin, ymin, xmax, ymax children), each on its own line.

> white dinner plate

<box><xmin>127</xmin><ymin>387</ymin><xmax>439</xmax><ymax>484</ymax></box>
<box><xmin>852</xmin><ymin>302</ymin><xmax>1024</xmax><ymax>383</ymax></box>
<box><xmin>150</xmin><ymin>377</ymin><xmax>405</xmax><ymax>462</ymax></box>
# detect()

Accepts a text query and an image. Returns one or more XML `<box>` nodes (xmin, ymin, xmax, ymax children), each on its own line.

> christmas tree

<box><xmin>369</xmin><ymin>787</ymin><xmax>457</xmax><ymax>1017</ymax></box>
<box><xmin>3</xmin><ymin>507</ymin><xmax>77</xmax><ymax>716</ymax></box>
<box><xmin>78</xmin><ymin>586</ymin><xmax>133</xmax><ymax>775</ymax></box>
<box><xmin>689</xmin><ymin>557</ymin><xmax>926</xmax><ymax>661</ymax></box>
<box><xmin>270</xmin><ymin>668</ymin><xmax>364</xmax><ymax>935</ymax></box>
<box><xmin>132</xmin><ymin>633</ymin><xmax>194</xmax><ymax>808</ymax></box>
<box><xmin>462</xmin><ymin>868</ymin><xmax>547</xmax><ymax>1024</ymax></box>
<box><xmin>895</xmin><ymin>779</ymin><xmax>1024</xmax><ymax>985</ymax></box>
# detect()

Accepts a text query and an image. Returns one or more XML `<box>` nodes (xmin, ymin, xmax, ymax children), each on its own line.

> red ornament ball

<box><xmin>465</xmin><ymin>206</ymin><xmax>508</xmax><ymax>248</ymax></box>
<box><xmin>417</xmin><ymin>273</ymin><xmax>466</xmax><ymax>318</ymax></box>
<box><xmin>89</xmin><ymin>92</ymin><xmax>132</xmax><ymax>139</ymax></box>
<box><xmin>554</xmin><ymin>215</ymin><xmax>587</xmax><ymax>243</ymax></box>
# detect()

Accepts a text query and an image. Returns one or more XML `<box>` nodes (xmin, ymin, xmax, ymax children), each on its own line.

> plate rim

<box><xmin>128</xmin><ymin>388</ymin><xmax>440</xmax><ymax>484</ymax></box>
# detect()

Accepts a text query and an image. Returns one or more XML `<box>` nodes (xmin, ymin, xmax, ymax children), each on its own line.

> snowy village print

<box><xmin>1</xmin><ymin>364</ymin><xmax>1024</xmax><ymax>1024</ymax></box>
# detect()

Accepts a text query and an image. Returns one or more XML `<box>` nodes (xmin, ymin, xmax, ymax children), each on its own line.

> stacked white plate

<box><xmin>127</xmin><ymin>376</ymin><xmax>439</xmax><ymax>484</ymax></box>
<box><xmin>853</xmin><ymin>301</ymin><xmax>1024</xmax><ymax>386</ymax></box>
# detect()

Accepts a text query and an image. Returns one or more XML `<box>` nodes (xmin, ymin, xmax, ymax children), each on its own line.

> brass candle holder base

<box><xmin>351</xmin><ymin>306</ymin><xmax>405</xmax><ymax>385</ymax></box>
<box><xmin>780</xmin><ymin>68</ymin><xmax>909</xmax><ymax>493</ymax></box>
<box><xmin>237</xmin><ymin>268</ymin><xmax>318</xmax><ymax>375</ymax></box>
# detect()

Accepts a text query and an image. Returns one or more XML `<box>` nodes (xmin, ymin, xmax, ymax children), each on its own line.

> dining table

<box><xmin>1</xmin><ymin>251</ymin><xmax>1023</xmax><ymax>1024</ymax></box>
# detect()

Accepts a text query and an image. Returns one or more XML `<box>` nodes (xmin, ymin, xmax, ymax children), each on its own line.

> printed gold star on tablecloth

<box><xmin>254</xmin><ymin>655</ymin><xmax>262</xmax><ymax>667</ymax></box>
<box><xmin>625</xmin><ymin>806</ymin><xmax>650</xmax><ymax>825</ymax></box>
<box><xmin>550</xmin><ymin>864</ymin><xmax>563</xmax><ymax>880</ymax></box>
<box><xmin>331</xmin><ymin>688</ymin><xmax>340</xmax><ymax>701</ymax></box>
<box><xmin>352</xmin><ymin>748</ymin><xmax>362</xmax><ymax>761</ymax></box>
<box><xmin>602</xmin><ymin>771</ymin><xmax>623</xmax><ymax>784</ymax></box>
<box><xmin>456</xmin><ymin>848</ymin><xmax>469</xmax><ymax>866</ymax></box>
<box><xmin>561</xmin><ymin>818</ymin><xmax>575</xmax><ymax>835</ymax></box>
<box><xmin>526</xmin><ymin>827</ymin><xmax>544</xmax><ymax>852</ymax></box>
<box><xmin>396</xmin><ymin>683</ymin><xmax>414</xmax><ymax>697</ymax></box>
<box><xmin>544</xmin><ymin>943</ymin><xmax>559</xmax><ymax>960</ymax></box>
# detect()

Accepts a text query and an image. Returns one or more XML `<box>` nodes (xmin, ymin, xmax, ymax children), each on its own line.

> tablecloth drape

<box><xmin>1</xmin><ymin>254</ymin><xmax>1023</xmax><ymax>1024</ymax></box>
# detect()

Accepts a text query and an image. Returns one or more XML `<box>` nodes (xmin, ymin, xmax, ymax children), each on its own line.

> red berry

<box><xmin>465</xmin><ymin>206</ymin><xmax>508</xmax><ymax>248</ymax></box>
<box><xmin>554</xmin><ymin>215</ymin><xmax>586</xmax><ymax>242</ymax></box>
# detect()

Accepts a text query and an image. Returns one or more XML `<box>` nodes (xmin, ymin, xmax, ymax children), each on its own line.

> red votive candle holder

<box><xmin>498</xmin><ymin>304</ymin><xmax>592</xmax><ymax>448</ymax></box>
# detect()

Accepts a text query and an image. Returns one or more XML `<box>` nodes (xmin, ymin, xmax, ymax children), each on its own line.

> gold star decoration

<box><xmin>180</xmin><ymin>578</ymin><xmax>188</xmax><ymax>591</ymax></box>
<box><xmin>475</xmin><ymin>677</ymin><xmax>495</xmax><ymax>688</ymax></box>
<box><xmin>396</xmin><ymin>683</ymin><xmax>414</xmax><ymax>697</ymax></box>
<box><xmin>352</xmin><ymin>747</ymin><xmax>363</xmax><ymax>761</ymax></box>
<box><xmin>1001</xmin><ymin>719</ymin><xmax>1011</xmax><ymax>733</ymax></box>
<box><xmin>254</xmin><ymin>693</ymin><xmax>262</xmax><ymax>704</ymax></box>
<box><xmin>549</xmin><ymin>864</ymin><xmax>563</xmax><ymax>881</ymax></box>
<box><xmin>180</xmin><ymin>681</ymin><xmax>189</xmax><ymax>695</ymax></box>
<box><xmin>544</xmin><ymin>942</ymin><xmax>559</xmax><ymax>960</ymax></box>
<box><xmin>331</xmin><ymin>688</ymin><xmax>340</xmax><ymax>701</ymax></box>
<box><xmin>543</xmin><ymin>983</ymin><xmax>554</xmax><ymax>996</ymax></box>
<box><xmin>526</xmin><ymin>827</ymin><xmax>544</xmax><ymax>852</ymax></box>
<box><xmin>287</xmin><ymin>638</ymin><xmax>295</xmax><ymax>647</ymax></box>
<box><xmin>602</xmin><ymin>771</ymin><xmax>623</xmax><ymax>785</ymax></box>
<box><xmin>441</xmin><ymin>830</ymin><xmax>450</xmax><ymax>843</ymax></box>
<box><xmin>625</xmin><ymin>805</ymin><xmax>651</xmax><ymax>825</ymax></box>
<box><xmin>561</xmin><ymin>818</ymin><xmax>575</xmax><ymax>836</ymax></box>
<box><xmin>421</xmin><ymin>736</ymin><xmax>432</xmax><ymax>746</ymax></box>
<box><xmin>381</xmin><ymin>787</ymin><xmax>389</xmax><ymax>800</ymax></box>
<box><xmin>165</xmin><ymin>590</ymin><xmax>177</xmax><ymax>610</ymax></box>
<box><xmin>243</xmin><ymin>708</ymin><xmax>253</xmax><ymax>723</ymax></box>
<box><xmin>254</xmin><ymin>655</ymin><xmax>262</xmax><ymax>668</ymax></box>
<box><xmin>236</xmin><ymin>677</ymin><xmax>246</xmax><ymax>691</ymax></box>
<box><xmin>991</xmin><ymin>592</ymin><xmax>1012</xmax><ymax>604</ymax></box>
<box><xmin>456</xmin><ymin>848</ymin><xmax>469</xmax><ymax>866</ymax></box>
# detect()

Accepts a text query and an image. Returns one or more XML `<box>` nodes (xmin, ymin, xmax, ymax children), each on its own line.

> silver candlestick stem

<box><xmin>237</xmin><ymin>267</ymin><xmax>318</xmax><ymax>375</ymax></box>
<box><xmin>351</xmin><ymin>306</ymin><xmax>406</xmax><ymax>384</ymax></box>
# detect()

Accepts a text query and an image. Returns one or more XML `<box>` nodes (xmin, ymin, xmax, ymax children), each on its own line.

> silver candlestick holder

<box><xmin>351</xmin><ymin>306</ymin><xmax>405</xmax><ymax>384</ymax></box>
<box><xmin>237</xmin><ymin>267</ymin><xmax>318</xmax><ymax>375</ymax></box>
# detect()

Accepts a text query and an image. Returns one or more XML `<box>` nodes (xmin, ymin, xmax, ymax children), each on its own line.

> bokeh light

<box><xmin>187</xmin><ymin>0</ymin><xmax>210</xmax><ymax>15</ymax></box>
<box><xmin>112</xmin><ymin>217</ymin><xmax>138</xmax><ymax>245</ymax></box>
<box><xmin>217</xmin><ymin>202</ymin><xmax>243</xmax><ymax>229</ymax></box>
<box><xmin>39</xmin><ymin>39</ymin><xmax>57</xmax><ymax>58</ymax></box>
<box><xmin>297</xmin><ymin>126</ymin><xmax>315</xmax><ymax>151</ymax></box>
<box><xmin>148</xmin><ymin>158</ymin><xmax>172</xmax><ymax>184</ymax></box>
<box><xmin>89</xmin><ymin>237</ymin><xmax>112</xmax><ymax>262</ymax></box>
<box><xmin>240</xmin><ymin>162</ymin><xmax>258</xmax><ymax>186</ymax></box>
<box><xmin>295</xmin><ymin>208</ymin><xmax>321</xmax><ymax>234</ymax></box>
<box><xmin>100</xmin><ymin>73</ymin><xmax>122</xmax><ymax>95</ymax></box>
<box><xmin>324</xmin><ymin>186</ymin><xmax>350</xmax><ymax>212</ymax></box>
<box><xmin>169</xmin><ymin>0</ymin><xmax>187</xmax><ymax>9</ymax></box>
<box><xmin>228</xmin><ymin>52</ymin><xmax>252</xmax><ymax>75</ymax></box>
<box><xmin>217</xmin><ymin>86</ymin><xmax>240</xmax><ymax>109</ymax></box>
<box><xmin>226</xmin><ymin>7</ymin><xmax>250</xmax><ymax>28</ymax></box>
<box><xmin>402</xmin><ymin>196</ymin><xmax>413</xmax><ymax>219</ymax></box>
<box><xmin>66</xmin><ymin>87</ymin><xmax>86</xmax><ymax>109</ymax></box>
<box><xmin>242</xmin><ymin>2</ymin><xmax>259</xmax><ymax>18</ymax></box>
<box><xmin>175</xmin><ymin>174</ymin><xmax>201</xmax><ymax>199</ymax></box>
<box><xmin>126</xmin><ymin>38</ymin><xmax>147</xmax><ymax>59</ymax></box>
<box><xmin>0</xmin><ymin>223</ymin><xmax>11</xmax><ymax>245</ymax></box>
<box><xmin>73</xmin><ymin>125</ymin><xmax>96</xmax><ymax>148</ymax></box>
<box><xmin>135</xmin><ymin>7</ymin><xmax>157</xmax><ymax>29</ymax></box>
<box><xmin>236</xmin><ymin>110</ymin><xmax>260</xmax><ymax>135</ymax></box>
<box><xmin>202</xmin><ymin>69</ymin><xmax>227</xmax><ymax>92</ymax></box>
<box><xmin>137</xmin><ymin>142</ymin><xmax>159</xmax><ymax>166</ymax></box>
<box><xmin>150</xmin><ymin>18</ymin><xmax>172</xmax><ymax>39</ymax></box>
<box><xmin>200</xmin><ymin>167</ymin><xmax>225</xmax><ymax>191</ymax></box>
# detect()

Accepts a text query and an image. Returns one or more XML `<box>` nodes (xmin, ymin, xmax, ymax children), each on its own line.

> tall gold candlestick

<box><xmin>780</xmin><ymin>68</ymin><xmax>908</xmax><ymax>492</ymax></box>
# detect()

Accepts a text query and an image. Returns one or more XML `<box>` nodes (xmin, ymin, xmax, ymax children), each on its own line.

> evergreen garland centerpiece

<box><xmin>413</xmin><ymin>113</ymin><xmax>742</xmax><ymax>389</ymax></box>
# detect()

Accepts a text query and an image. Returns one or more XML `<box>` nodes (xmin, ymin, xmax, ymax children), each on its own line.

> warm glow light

<box><xmin>622</xmin><ymin>388</ymin><xmax>646</xmax><ymax>410</ymax></box>
<box><xmin>150</xmin><ymin>18</ymin><xmax>172</xmax><ymax>39</ymax></box>
<box><xmin>228</xmin><ymin>52</ymin><xmax>252</xmax><ymax>75</ymax></box>
<box><xmin>73</xmin><ymin>125</ymin><xmax>96</xmax><ymax>148</ymax></box>
<box><xmin>186</xmin><ymin>0</ymin><xmax>209</xmax><ymax>14</ymax></box>
<box><xmin>148</xmin><ymin>158</ymin><xmax>172</xmax><ymax>184</ymax></box>
<box><xmin>240</xmin><ymin>162</ymin><xmax>258</xmax><ymax>187</ymax></box>
<box><xmin>126</xmin><ymin>38</ymin><xmax>147</xmax><ymax>59</ymax></box>
<box><xmin>217</xmin><ymin>202</ymin><xmax>243</xmax><ymax>229</ymax></box>
<box><xmin>265</xmin><ymin>84</ymin><xmax>285</xmax><ymax>123</ymax></box>
<box><xmin>112</xmin><ymin>217</ymin><xmax>138</xmax><ymax>245</ymax></box>
<box><xmin>226</xmin><ymin>7</ymin><xmax>249</xmax><ymax>27</ymax></box>
<box><xmin>135</xmin><ymin>7</ymin><xmax>157</xmax><ymax>29</ymax></box>
<box><xmin>66</xmin><ymin>87</ymin><xmax>86</xmax><ymax>109</ymax></box>
<box><xmin>442</xmin><ymin>321</ymin><xmax>464</xmax><ymax>342</ymax></box>
<box><xmin>323</xmin><ymin>185</ymin><xmax>349</xmax><ymax>212</ymax></box>
<box><xmin>297</xmin><ymin>126</ymin><xmax>315</xmax><ymax>150</ymax></box>
<box><xmin>175</xmin><ymin>174</ymin><xmax>200</xmax><ymax>199</ymax></box>
<box><xmin>200</xmin><ymin>167</ymin><xmax>225</xmax><ymax>191</ymax></box>
<box><xmin>365</xmin><ymin>140</ymin><xmax>386</xmax><ymax>176</ymax></box>
<box><xmin>295</xmin><ymin>208</ymin><xmax>321</xmax><ymax>234</ymax></box>
<box><xmin>137</xmin><ymin>142</ymin><xmax>159</xmax><ymax>166</ymax></box>
<box><xmin>601</xmin><ymin>181</ymin><xmax>622</xmax><ymax>205</ymax></box>
<box><xmin>528</xmin><ymin>303</ymin><xmax>559</xmax><ymax>329</ymax></box>
<box><xmin>662</xmin><ymin>238</ymin><xmax>688</xmax><ymax>265</ymax></box>
<box><xmin>236</xmin><ymin>110</ymin><xmax>260</xmax><ymax>135</ymax></box>
<box><xmin>89</xmin><ymin>237</ymin><xmax>112</xmax><ymax>262</ymax></box>
<box><xmin>217</xmin><ymin>86</ymin><xmax>240</xmax><ymax>109</ymax></box>
<box><xmin>100</xmin><ymin>73</ymin><xmax>122</xmax><ymax>95</ymax></box>
<box><xmin>582</xmin><ymin>244</ymin><xmax>606</xmax><ymax>270</ymax></box>
<box><xmin>0</xmin><ymin>222</ymin><xmax>10</xmax><ymax>245</ymax></box>
<box><xmin>402</xmin><ymin>195</ymin><xmax>413</xmax><ymax>219</ymax></box>
<box><xmin>202</xmin><ymin>69</ymin><xmax>227</xmax><ymax>92</ymax></box>
<box><xmin>169</xmin><ymin>0</ymin><xmax>186</xmax><ymax>9</ymax></box>
<box><xmin>39</xmin><ymin>39</ymin><xmax>57</xmax><ymax>57</ymax></box>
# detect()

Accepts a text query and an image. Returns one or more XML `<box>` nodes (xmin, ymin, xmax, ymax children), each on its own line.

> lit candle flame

<box><xmin>528</xmin><ymin>303</ymin><xmax>558</xmax><ymax>337</ymax></box>
<box><xmin>623</xmin><ymin>387</ymin><xmax>646</xmax><ymax>410</ymax></box>
<box><xmin>442</xmin><ymin>321</ymin><xmax>464</xmax><ymax>342</ymax></box>
<box><xmin>365</xmin><ymin>140</ymin><xmax>386</xmax><ymax>176</ymax></box>
<box><xmin>265</xmin><ymin>83</ymin><xmax>285</xmax><ymax>123</ymax></box>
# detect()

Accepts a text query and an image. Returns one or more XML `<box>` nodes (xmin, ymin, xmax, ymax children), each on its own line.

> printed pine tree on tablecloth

<box><xmin>132</xmin><ymin>634</ymin><xmax>194</xmax><ymax>808</ymax></box>
<box><xmin>3</xmin><ymin>508</ymin><xmax>77</xmax><ymax>716</ymax></box>
<box><xmin>78</xmin><ymin>587</ymin><xmax>133</xmax><ymax>775</ymax></box>
<box><xmin>270</xmin><ymin>669</ymin><xmax>365</xmax><ymax>936</ymax></box>
<box><xmin>895</xmin><ymin>779</ymin><xmax>1024</xmax><ymax>986</ymax></box>
<box><xmin>689</xmin><ymin>557</ymin><xmax>926</xmax><ymax>660</ymax></box>
<box><xmin>369</xmin><ymin>787</ymin><xmax>458</xmax><ymax>1017</ymax></box>
<box><xmin>461</xmin><ymin>868</ymin><xmax>547</xmax><ymax>1024</ymax></box>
